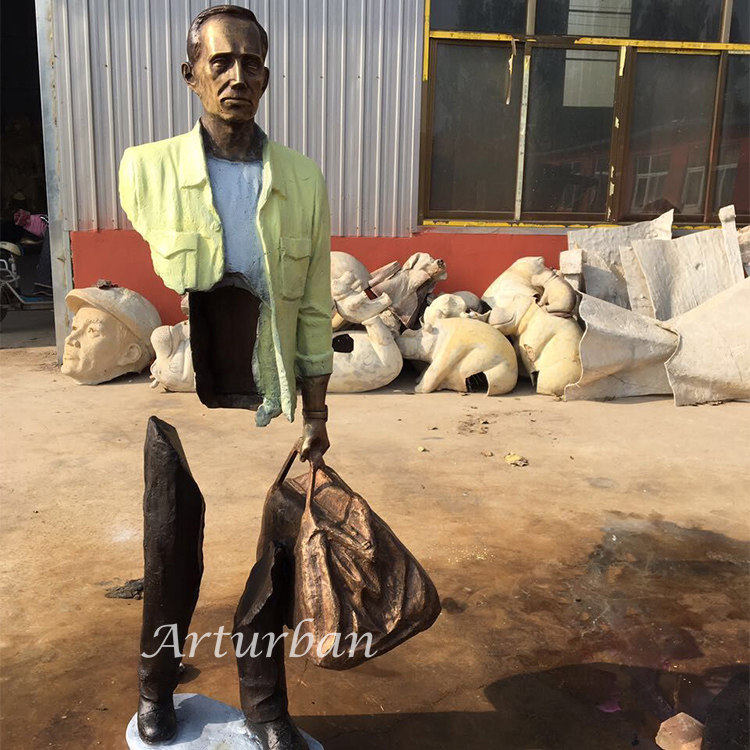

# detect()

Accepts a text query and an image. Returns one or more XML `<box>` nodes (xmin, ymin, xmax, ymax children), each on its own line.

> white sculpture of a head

<box><xmin>150</xmin><ymin>320</ymin><xmax>196</xmax><ymax>392</ymax></box>
<box><xmin>402</xmin><ymin>252</ymin><xmax>448</xmax><ymax>282</ymax></box>
<box><xmin>332</xmin><ymin>271</ymin><xmax>392</xmax><ymax>324</ymax></box>
<box><xmin>452</xmin><ymin>291</ymin><xmax>483</xmax><ymax>312</ymax></box>
<box><xmin>331</xmin><ymin>252</ymin><xmax>373</xmax><ymax>330</ymax></box>
<box><xmin>422</xmin><ymin>294</ymin><xmax>468</xmax><ymax>332</ymax></box>
<box><xmin>61</xmin><ymin>286</ymin><xmax>162</xmax><ymax>385</ymax></box>
<box><xmin>509</xmin><ymin>256</ymin><xmax>549</xmax><ymax>282</ymax></box>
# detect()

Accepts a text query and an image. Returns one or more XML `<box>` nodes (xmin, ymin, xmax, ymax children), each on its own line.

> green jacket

<box><xmin>118</xmin><ymin>122</ymin><xmax>333</xmax><ymax>426</ymax></box>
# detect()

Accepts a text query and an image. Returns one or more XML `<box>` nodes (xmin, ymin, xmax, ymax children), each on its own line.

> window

<box><xmin>730</xmin><ymin>1</ymin><xmax>749</xmax><ymax>44</ymax></box>
<box><xmin>421</xmin><ymin>0</ymin><xmax>750</xmax><ymax>225</ymax></box>
<box><xmin>523</xmin><ymin>48</ymin><xmax>618</xmax><ymax>216</ymax></box>
<box><xmin>713</xmin><ymin>55</ymin><xmax>749</xmax><ymax>215</ymax></box>
<box><xmin>631</xmin><ymin>153</ymin><xmax>671</xmax><ymax>213</ymax></box>
<box><xmin>713</xmin><ymin>151</ymin><xmax>738</xmax><ymax>210</ymax></box>
<box><xmin>682</xmin><ymin>164</ymin><xmax>707</xmax><ymax>215</ymax></box>
<box><xmin>536</xmin><ymin>0</ymin><xmax>723</xmax><ymax>41</ymax></box>
<box><xmin>536</xmin><ymin>0</ymin><xmax>635</xmax><ymax>38</ymax></box>
<box><xmin>427</xmin><ymin>43</ymin><xmax>522</xmax><ymax>215</ymax></box>
<box><xmin>431</xmin><ymin>0</ymin><xmax>527</xmax><ymax>35</ymax></box>
<box><xmin>626</xmin><ymin>54</ymin><xmax>718</xmax><ymax>218</ymax></box>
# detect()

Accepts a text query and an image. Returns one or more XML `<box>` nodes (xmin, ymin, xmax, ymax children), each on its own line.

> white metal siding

<box><xmin>47</xmin><ymin>0</ymin><xmax>425</xmax><ymax>237</ymax></box>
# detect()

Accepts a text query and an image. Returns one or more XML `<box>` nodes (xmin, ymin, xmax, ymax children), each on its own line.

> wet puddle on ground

<box><xmin>429</xmin><ymin>514</ymin><xmax>750</xmax><ymax>749</ymax></box>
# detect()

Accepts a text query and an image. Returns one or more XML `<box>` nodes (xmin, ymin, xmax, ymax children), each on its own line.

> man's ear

<box><xmin>119</xmin><ymin>342</ymin><xmax>143</xmax><ymax>367</ymax></box>
<box><xmin>182</xmin><ymin>62</ymin><xmax>197</xmax><ymax>92</ymax></box>
<box><xmin>261</xmin><ymin>67</ymin><xmax>270</xmax><ymax>95</ymax></box>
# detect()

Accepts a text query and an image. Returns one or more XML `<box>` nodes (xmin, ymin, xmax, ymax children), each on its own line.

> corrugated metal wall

<box><xmin>49</xmin><ymin>0</ymin><xmax>424</xmax><ymax>237</ymax></box>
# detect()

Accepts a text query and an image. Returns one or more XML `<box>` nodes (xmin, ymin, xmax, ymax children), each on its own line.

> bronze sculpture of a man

<box><xmin>119</xmin><ymin>6</ymin><xmax>334</xmax><ymax>748</ymax></box>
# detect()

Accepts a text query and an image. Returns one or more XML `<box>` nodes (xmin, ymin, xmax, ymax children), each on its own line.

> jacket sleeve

<box><xmin>118</xmin><ymin>148</ymin><xmax>139</xmax><ymax>229</ymax></box>
<box><xmin>295</xmin><ymin>167</ymin><xmax>334</xmax><ymax>378</ymax></box>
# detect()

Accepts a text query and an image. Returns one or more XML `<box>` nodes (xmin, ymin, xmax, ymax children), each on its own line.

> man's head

<box><xmin>182</xmin><ymin>5</ymin><xmax>269</xmax><ymax>124</ymax></box>
<box><xmin>61</xmin><ymin>286</ymin><xmax>161</xmax><ymax>385</ymax></box>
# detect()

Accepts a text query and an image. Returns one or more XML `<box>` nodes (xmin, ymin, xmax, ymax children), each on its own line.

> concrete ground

<box><xmin>0</xmin><ymin>309</ymin><xmax>55</xmax><ymax>349</ymax></box>
<box><xmin>0</xmin><ymin>345</ymin><xmax>748</xmax><ymax>750</ymax></box>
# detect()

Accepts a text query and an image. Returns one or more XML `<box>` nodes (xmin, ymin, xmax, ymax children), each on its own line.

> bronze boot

<box><xmin>248</xmin><ymin>715</ymin><xmax>310</xmax><ymax>750</ymax></box>
<box><xmin>233</xmin><ymin>542</ymin><xmax>308</xmax><ymax>749</ymax></box>
<box><xmin>137</xmin><ymin>417</ymin><xmax>205</xmax><ymax>743</ymax></box>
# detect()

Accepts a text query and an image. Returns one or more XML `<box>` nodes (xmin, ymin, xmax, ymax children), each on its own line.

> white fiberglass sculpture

<box><xmin>489</xmin><ymin>297</ymin><xmax>582</xmax><ymax>397</ymax></box>
<box><xmin>483</xmin><ymin>257</ymin><xmax>582</xmax><ymax>396</ymax></box>
<box><xmin>368</xmin><ymin>252</ymin><xmax>448</xmax><ymax>328</ymax></box>
<box><xmin>330</xmin><ymin>252</ymin><xmax>372</xmax><ymax>331</ymax></box>
<box><xmin>397</xmin><ymin>297</ymin><xmax>518</xmax><ymax>396</ymax></box>
<box><xmin>328</xmin><ymin>272</ymin><xmax>403</xmax><ymax>393</ymax></box>
<box><xmin>150</xmin><ymin>320</ymin><xmax>196</xmax><ymax>393</ymax></box>
<box><xmin>327</xmin><ymin>251</ymin><xmax>450</xmax><ymax>392</ymax></box>
<box><xmin>61</xmin><ymin>284</ymin><xmax>161</xmax><ymax>385</ymax></box>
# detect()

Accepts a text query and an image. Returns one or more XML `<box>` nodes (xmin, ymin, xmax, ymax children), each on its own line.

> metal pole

<box><xmin>35</xmin><ymin>0</ymin><xmax>74</xmax><ymax>361</ymax></box>
<box><xmin>525</xmin><ymin>0</ymin><xmax>537</xmax><ymax>35</ymax></box>
<box><xmin>720</xmin><ymin>0</ymin><xmax>734</xmax><ymax>43</ymax></box>
<box><xmin>514</xmin><ymin>47</ymin><xmax>531</xmax><ymax>221</ymax></box>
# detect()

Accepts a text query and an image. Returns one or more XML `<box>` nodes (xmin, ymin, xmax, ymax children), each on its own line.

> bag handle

<box><xmin>304</xmin><ymin>460</ymin><xmax>317</xmax><ymax>520</ymax></box>
<box><xmin>273</xmin><ymin>442</ymin><xmax>321</xmax><ymax>515</ymax></box>
<box><xmin>273</xmin><ymin>443</ymin><xmax>301</xmax><ymax>488</ymax></box>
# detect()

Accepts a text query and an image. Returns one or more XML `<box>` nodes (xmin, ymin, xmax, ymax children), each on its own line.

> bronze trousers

<box><xmin>139</xmin><ymin>416</ymin><xmax>301</xmax><ymax>724</ymax></box>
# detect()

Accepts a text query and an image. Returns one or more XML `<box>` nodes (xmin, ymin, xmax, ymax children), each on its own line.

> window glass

<box><xmin>431</xmin><ymin>0</ymin><xmax>527</xmax><ymax>35</ymax></box>
<box><xmin>428</xmin><ymin>43</ymin><xmax>522</xmax><ymax>215</ymax></box>
<box><xmin>536</xmin><ymin>0</ymin><xmax>722</xmax><ymax>42</ymax></box>
<box><xmin>713</xmin><ymin>55</ymin><xmax>749</xmax><ymax>215</ymax></box>
<box><xmin>523</xmin><ymin>48</ymin><xmax>617</xmax><ymax>215</ymax></box>
<box><xmin>626</xmin><ymin>54</ymin><xmax>718</xmax><ymax>218</ymax></box>
<box><xmin>536</xmin><ymin>0</ymin><xmax>635</xmax><ymax>36</ymax></box>
<box><xmin>730</xmin><ymin>1</ymin><xmax>750</xmax><ymax>44</ymax></box>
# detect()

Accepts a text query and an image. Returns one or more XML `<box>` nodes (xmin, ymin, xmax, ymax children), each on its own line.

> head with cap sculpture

<box><xmin>61</xmin><ymin>284</ymin><xmax>162</xmax><ymax>384</ymax></box>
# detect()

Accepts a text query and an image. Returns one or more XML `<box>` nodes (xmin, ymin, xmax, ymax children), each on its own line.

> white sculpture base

<box><xmin>126</xmin><ymin>693</ymin><xmax>323</xmax><ymax>750</ymax></box>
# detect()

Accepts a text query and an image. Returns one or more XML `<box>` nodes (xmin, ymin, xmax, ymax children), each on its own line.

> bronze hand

<box><xmin>297</xmin><ymin>373</ymin><xmax>330</xmax><ymax>469</ymax></box>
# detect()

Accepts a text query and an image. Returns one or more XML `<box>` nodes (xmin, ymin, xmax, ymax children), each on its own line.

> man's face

<box><xmin>184</xmin><ymin>16</ymin><xmax>269</xmax><ymax>124</ymax></box>
<box><xmin>61</xmin><ymin>306</ymin><xmax>137</xmax><ymax>383</ymax></box>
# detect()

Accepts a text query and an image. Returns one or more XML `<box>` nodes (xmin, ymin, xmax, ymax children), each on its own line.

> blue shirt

<box><xmin>206</xmin><ymin>155</ymin><xmax>270</xmax><ymax>305</ymax></box>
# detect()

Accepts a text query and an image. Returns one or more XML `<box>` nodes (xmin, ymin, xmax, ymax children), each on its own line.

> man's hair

<box><xmin>187</xmin><ymin>5</ymin><xmax>269</xmax><ymax>64</ymax></box>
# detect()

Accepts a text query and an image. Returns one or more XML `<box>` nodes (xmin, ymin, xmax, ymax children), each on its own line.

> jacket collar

<box><xmin>179</xmin><ymin>120</ymin><xmax>286</xmax><ymax>199</ymax></box>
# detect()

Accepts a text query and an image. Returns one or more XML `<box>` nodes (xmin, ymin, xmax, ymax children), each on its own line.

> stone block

<box><xmin>655</xmin><ymin>712</ymin><xmax>704</xmax><ymax>750</ymax></box>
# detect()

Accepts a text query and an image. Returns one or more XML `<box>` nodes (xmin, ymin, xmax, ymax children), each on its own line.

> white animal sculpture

<box><xmin>483</xmin><ymin>257</ymin><xmax>582</xmax><ymax>395</ymax></box>
<box><xmin>150</xmin><ymin>320</ymin><xmax>196</xmax><ymax>393</ymax></box>
<box><xmin>483</xmin><ymin>256</ymin><xmax>577</xmax><ymax>318</ymax></box>
<box><xmin>328</xmin><ymin>273</ymin><xmax>403</xmax><ymax>393</ymax></box>
<box><xmin>490</xmin><ymin>297</ymin><xmax>582</xmax><ymax>397</ymax></box>
<box><xmin>452</xmin><ymin>291</ymin><xmax>484</xmax><ymax>313</ymax></box>
<box><xmin>423</xmin><ymin>293</ymin><xmax>469</xmax><ymax>327</ymax></box>
<box><xmin>397</xmin><ymin>313</ymin><xmax>518</xmax><ymax>396</ymax></box>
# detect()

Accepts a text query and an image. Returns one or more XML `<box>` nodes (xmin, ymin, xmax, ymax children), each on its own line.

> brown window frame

<box><xmin>419</xmin><ymin>0</ymin><xmax>750</xmax><ymax>228</ymax></box>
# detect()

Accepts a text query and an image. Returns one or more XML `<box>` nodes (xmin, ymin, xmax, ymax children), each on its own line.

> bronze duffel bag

<box><xmin>266</xmin><ymin>446</ymin><xmax>441</xmax><ymax>671</ymax></box>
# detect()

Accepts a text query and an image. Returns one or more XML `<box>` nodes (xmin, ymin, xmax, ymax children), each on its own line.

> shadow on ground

<box><xmin>301</xmin><ymin>663</ymin><xmax>749</xmax><ymax>750</ymax></box>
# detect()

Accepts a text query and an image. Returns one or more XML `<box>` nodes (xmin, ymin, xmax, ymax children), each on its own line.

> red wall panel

<box><xmin>71</xmin><ymin>229</ymin><xmax>566</xmax><ymax>326</ymax></box>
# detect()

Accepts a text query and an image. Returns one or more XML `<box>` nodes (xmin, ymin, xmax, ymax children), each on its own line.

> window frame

<box><xmin>618</xmin><ymin>48</ymin><xmax>723</xmax><ymax>224</ymax></box>
<box><xmin>419</xmin><ymin>0</ymin><xmax>750</xmax><ymax>228</ymax></box>
<box><xmin>518</xmin><ymin>39</ymin><xmax>623</xmax><ymax>223</ymax></box>
<box><xmin>421</xmin><ymin>37</ymin><xmax>522</xmax><ymax>222</ymax></box>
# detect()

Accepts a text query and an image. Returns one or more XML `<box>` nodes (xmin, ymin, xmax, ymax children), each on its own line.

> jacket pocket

<box><xmin>279</xmin><ymin>237</ymin><xmax>311</xmax><ymax>301</ymax></box>
<box><xmin>148</xmin><ymin>231</ymin><xmax>200</xmax><ymax>293</ymax></box>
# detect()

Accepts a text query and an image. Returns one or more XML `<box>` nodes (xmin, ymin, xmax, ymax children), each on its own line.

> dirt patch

<box><xmin>457</xmin><ymin>413</ymin><xmax>495</xmax><ymax>435</ymax></box>
<box><xmin>1</xmin><ymin>348</ymin><xmax>748</xmax><ymax>749</ymax></box>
